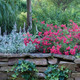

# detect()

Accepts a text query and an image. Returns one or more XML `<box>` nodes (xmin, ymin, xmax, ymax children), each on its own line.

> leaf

<box><xmin>0</xmin><ymin>13</ymin><xmax>2</xmax><ymax>19</ymax></box>
<box><xmin>12</xmin><ymin>74</ymin><xmax>17</xmax><ymax>78</ymax></box>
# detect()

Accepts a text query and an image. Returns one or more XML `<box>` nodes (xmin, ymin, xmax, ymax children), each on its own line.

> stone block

<box><xmin>75</xmin><ymin>77</ymin><xmax>80</xmax><ymax>80</ymax></box>
<box><xmin>74</xmin><ymin>59</ymin><xmax>80</xmax><ymax>64</ymax></box>
<box><xmin>67</xmin><ymin>78</ymin><xmax>74</xmax><ymax>80</ymax></box>
<box><xmin>0</xmin><ymin>62</ymin><xmax>8</xmax><ymax>66</ymax></box>
<box><xmin>0</xmin><ymin>66</ymin><xmax>12</xmax><ymax>72</ymax></box>
<box><xmin>8</xmin><ymin>59</ymin><xmax>18</xmax><ymax>66</ymax></box>
<box><xmin>71</xmin><ymin>73</ymin><xmax>80</xmax><ymax>78</ymax></box>
<box><xmin>8</xmin><ymin>58</ymin><xmax>24</xmax><ymax>66</ymax></box>
<box><xmin>59</xmin><ymin>61</ymin><xmax>75</xmax><ymax>72</ymax></box>
<box><xmin>26</xmin><ymin>59</ymin><xmax>47</xmax><ymax>66</ymax></box>
<box><xmin>0</xmin><ymin>53</ymin><xmax>51</xmax><ymax>58</ymax></box>
<box><xmin>0</xmin><ymin>53</ymin><xmax>29</xmax><ymax>58</ymax></box>
<box><xmin>0</xmin><ymin>72</ymin><xmax>8</xmax><ymax>80</ymax></box>
<box><xmin>48</xmin><ymin>58</ymin><xmax>58</xmax><ymax>64</ymax></box>
<box><xmin>29</xmin><ymin>53</ymin><xmax>51</xmax><ymax>58</ymax></box>
<box><xmin>52</xmin><ymin>54</ymin><xmax>75</xmax><ymax>61</ymax></box>
<box><xmin>75</xmin><ymin>64</ymin><xmax>80</xmax><ymax>72</ymax></box>
<box><xmin>0</xmin><ymin>58</ymin><xmax>8</xmax><ymax>62</ymax></box>
<box><xmin>36</xmin><ymin>67</ymin><xmax>47</xmax><ymax>72</ymax></box>
<box><xmin>37</xmin><ymin>73</ymin><xmax>45</xmax><ymax>79</ymax></box>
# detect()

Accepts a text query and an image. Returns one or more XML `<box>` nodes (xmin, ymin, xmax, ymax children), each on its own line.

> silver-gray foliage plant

<box><xmin>0</xmin><ymin>23</ymin><xmax>36</xmax><ymax>54</ymax></box>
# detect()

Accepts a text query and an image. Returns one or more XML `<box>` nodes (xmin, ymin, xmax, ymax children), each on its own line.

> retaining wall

<box><xmin>0</xmin><ymin>53</ymin><xmax>80</xmax><ymax>80</ymax></box>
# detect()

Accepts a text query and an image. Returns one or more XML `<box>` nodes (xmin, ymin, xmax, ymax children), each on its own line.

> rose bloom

<box><xmin>66</xmin><ymin>47</ymin><xmax>70</xmax><ymax>50</ymax></box>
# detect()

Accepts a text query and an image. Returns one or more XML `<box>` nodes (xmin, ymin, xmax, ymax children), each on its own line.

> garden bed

<box><xmin>0</xmin><ymin>53</ymin><xmax>80</xmax><ymax>80</ymax></box>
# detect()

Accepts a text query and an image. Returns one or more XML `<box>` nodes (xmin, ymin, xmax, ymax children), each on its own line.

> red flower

<box><xmin>44</xmin><ymin>31</ymin><xmax>49</xmax><ymax>36</ymax></box>
<box><xmin>63</xmin><ymin>37</ymin><xmax>67</xmax><ymax>43</ymax></box>
<box><xmin>67</xmin><ymin>33</ymin><xmax>71</xmax><ymax>38</ymax></box>
<box><xmin>23</xmin><ymin>20</ymin><xmax>80</xmax><ymax>55</ymax></box>
<box><xmin>61</xmin><ymin>24</ymin><xmax>66</xmax><ymax>28</ymax></box>
<box><xmin>65</xmin><ymin>51</ymin><xmax>69</xmax><ymax>55</ymax></box>
<box><xmin>50</xmin><ymin>46</ymin><xmax>56</xmax><ymax>53</ymax></box>
<box><xmin>57</xmin><ymin>45</ymin><xmax>61</xmax><ymax>49</ymax></box>
<box><xmin>41</xmin><ymin>21</ymin><xmax>45</xmax><ymax>24</ymax></box>
<box><xmin>32</xmin><ymin>38</ymin><xmax>40</xmax><ymax>44</ymax></box>
<box><xmin>54</xmin><ymin>25</ymin><xmax>57</xmax><ymax>28</ymax></box>
<box><xmin>47</xmin><ymin>24</ymin><xmax>50</xmax><ymax>27</ymax></box>
<box><xmin>35</xmin><ymin>45</ymin><xmax>39</xmax><ymax>49</ymax></box>
<box><xmin>24</xmin><ymin>38</ymin><xmax>29</xmax><ymax>46</ymax></box>
<box><xmin>70</xmin><ymin>49</ymin><xmax>76</xmax><ymax>55</ymax></box>
<box><xmin>74</xmin><ymin>45</ymin><xmax>78</xmax><ymax>49</ymax></box>
<box><xmin>66</xmin><ymin>47</ymin><xmax>70</xmax><ymax>50</ymax></box>
<box><xmin>43</xmin><ymin>49</ymin><xmax>45</xmax><ymax>53</ymax></box>
<box><xmin>38</xmin><ymin>32</ymin><xmax>42</xmax><ymax>36</ymax></box>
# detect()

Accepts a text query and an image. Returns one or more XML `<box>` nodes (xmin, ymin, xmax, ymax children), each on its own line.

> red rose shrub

<box><xmin>24</xmin><ymin>20</ymin><xmax>80</xmax><ymax>55</ymax></box>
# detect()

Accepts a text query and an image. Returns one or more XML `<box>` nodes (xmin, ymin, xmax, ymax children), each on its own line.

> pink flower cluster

<box><xmin>24</xmin><ymin>20</ymin><xmax>80</xmax><ymax>55</ymax></box>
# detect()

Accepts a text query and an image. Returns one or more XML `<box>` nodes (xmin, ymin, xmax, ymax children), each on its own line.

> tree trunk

<box><xmin>27</xmin><ymin>0</ymin><xmax>32</xmax><ymax>32</ymax></box>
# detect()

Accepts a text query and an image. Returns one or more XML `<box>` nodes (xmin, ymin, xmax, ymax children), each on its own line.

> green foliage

<box><xmin>17</xmin><ymin>12</ymin><xmax>27</xmax><ymax>30</ymax></box>
<box><xmin>32</xmin><ymin>0</ymin><xmax>80</xmax><ymax>33</ymax></box>
<box><xmin>44</xmin><ymin>65</ymin><xmax>70</xmax><ymax>80</ymax></box>
<box><xmin>19</xmin><ymin>0</ymin><xmax>27</xmax><ymax>12</ymax></box>
<box><xmin>16</xmin><ymin>0</ymin><xmax>27</xmax><ymax>31</ymax></box>
<box><xmin>49</xmin><ymin>0</ymin><xmax>73</xmax><ymax>10</ymax></box>
<box><xmin>0</xmin><ymin>0</ymin><xmax>19</xmax><ymax>34</ymax></box>
<box><xmin>10</xmin><ymin>60</ymin><xmax>38</xmax><ymax>80</ymax></box>
<box><xmin>0</xmin><ymin>0</ymin><xmax>80</xmax><ymax>34</ymax></box>
<box><xmin>75</xmin><ymin>53</ymin><xmax>80</xmax><ymax>58</ymax></box>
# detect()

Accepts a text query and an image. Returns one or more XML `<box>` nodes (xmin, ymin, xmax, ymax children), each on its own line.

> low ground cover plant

<box><xmin>44</xmin><ymin>65</ymin><xmax>70</xmax><ymax>80</ymax></box>
<box><xmin>9</xmin><ymin>60</ymin><xmax>38</xmax><ymax>80</ymax></box>
<box><xmin>24</xmin><ymin>20</ymin><xmax>80</xmax><ymax>55</ymax></box>
<box><xmin>9</xmin><ymin>60</ymin><xmax>70</xmax><ymax>80</ymax></box>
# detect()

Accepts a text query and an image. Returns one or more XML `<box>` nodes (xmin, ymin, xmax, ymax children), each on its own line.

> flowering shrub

<box><xmin>24</xmin><ymin>20</ymin><xmax>80</xmax><ymax>55</ymax></box>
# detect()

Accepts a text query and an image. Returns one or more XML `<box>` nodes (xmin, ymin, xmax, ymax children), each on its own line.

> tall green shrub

<box><xmin>0</xmin><ymin>0</ymin><xmax>19</xmax><ymax>34</ymax></box>
<box><xmin>32</xmin><ymin>0</ymin><xmax>80</xmax><ymax>30</ymax></box>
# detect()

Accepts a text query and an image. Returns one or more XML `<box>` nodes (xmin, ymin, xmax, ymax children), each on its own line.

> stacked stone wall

<box><xmin>0</xmin><ymin>53</ymin><xmax>80</xmax><ymax>80</ymax></box>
